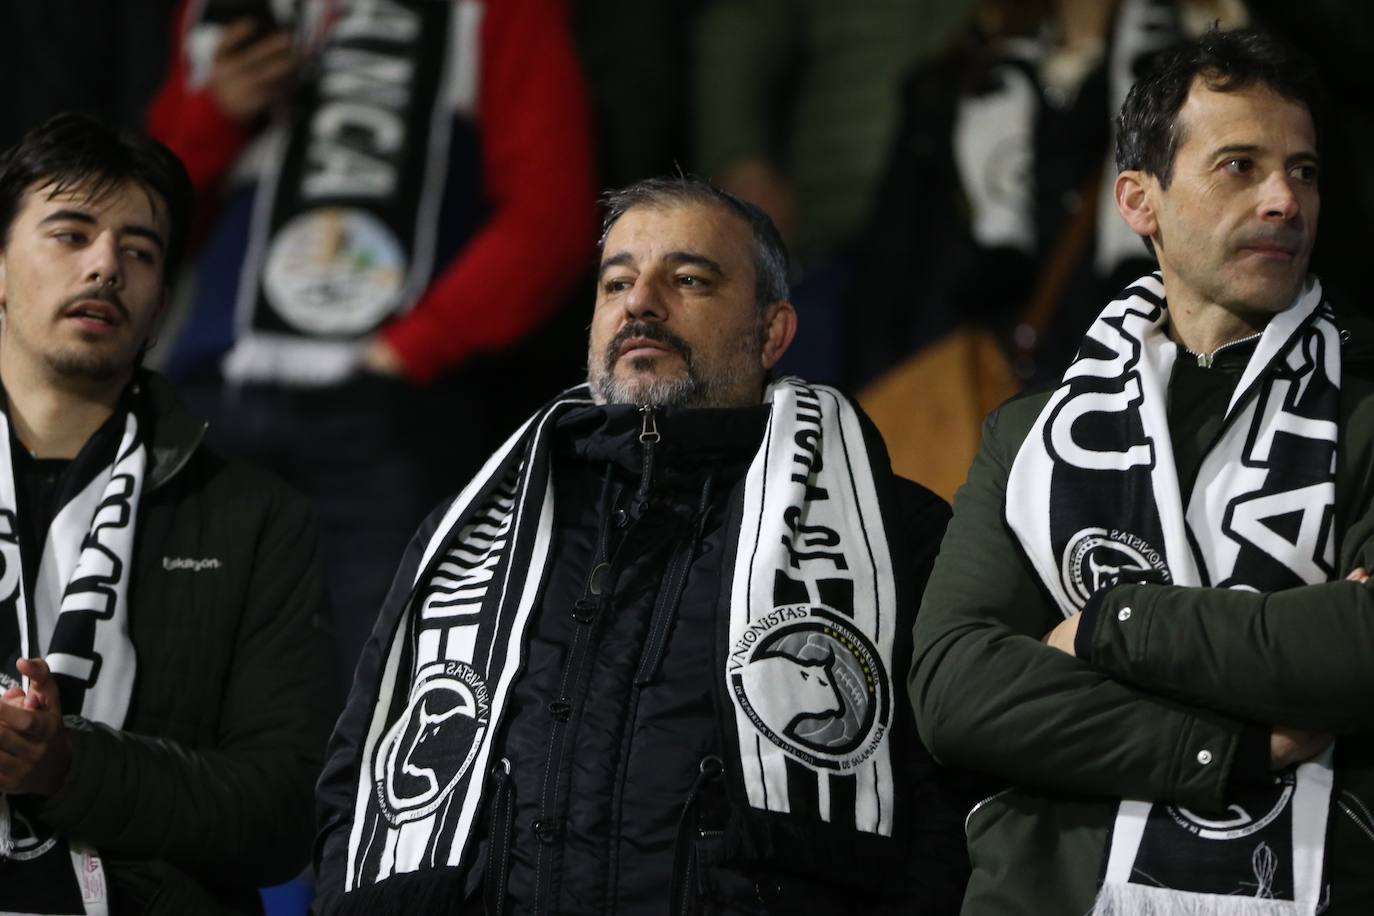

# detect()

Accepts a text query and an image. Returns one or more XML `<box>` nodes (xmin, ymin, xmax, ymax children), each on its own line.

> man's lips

<box><xmin>61</xmin><ymin>299</ymin><xmax>124</xmax><ymax>329</ymax></box>
<box><xmin>617</xmin><ymin>337</ymin><xmax>680</xmax><ymax>361</ymax></box>
<box><xmin>1240</xmin><ymin>244</ymin><xmax>1297</xmax><ymax>260</ymax></box>
<box><xmin>1236</xmin><ymin>234</ymin><xmax>1301</xmax><ymax>261</ymax></box>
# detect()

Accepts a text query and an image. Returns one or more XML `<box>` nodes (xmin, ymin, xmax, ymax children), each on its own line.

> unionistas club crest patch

<box><xmin>728</xmin><ymin>604</ymin><xmax>890</xmax><ymax>772</ymax></box>
<box><xmin>373</xmin><ymin>660</ymin><xmax>491</xmax><ymax>826</ymax></box>
<box><xmin>1059</xmin><ymin>526</ymin><xmax>1171</xmax><ymax>609</ymax></box>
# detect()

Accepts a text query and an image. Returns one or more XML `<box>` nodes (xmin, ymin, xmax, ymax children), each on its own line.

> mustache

<box><xmin>60</xmin><ymin>284</ymin><xmax>129</xmax><ymax>323</ymax></box>
<box><xmin>1234</xmin><ymin>226</ymin><xmax>1305</xmax><ymax>254</ymax></box>
<box><xmin>604</xmin><ymin>321</ymin><xmax>693</xmax><ymax>369</ymax></box>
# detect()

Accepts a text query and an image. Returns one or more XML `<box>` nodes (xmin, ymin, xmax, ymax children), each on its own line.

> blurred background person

<box><xmin>146</xmin><ymin>0</ymin><xmax>598</xmax><ymax>693</ymax></box>
<box><xmin>847</xmin><ymin>0</ymin><xmax>1250</xmax><ymax>500</ymax></box>
<box><xmin>691</xmin><ymin>0</ymin><xmax>976</xmax><ymax>382</ymax></box>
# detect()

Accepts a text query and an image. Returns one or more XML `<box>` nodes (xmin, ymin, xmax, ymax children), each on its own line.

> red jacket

<box><xmin>148</xmin><ymin>0</ymin><xmax>599</xmax><ymax>383</ymax></box>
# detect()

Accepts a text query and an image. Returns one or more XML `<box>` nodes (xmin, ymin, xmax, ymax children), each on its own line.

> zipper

<box><xmin>532</xmin><ymin>473</ymin><xmax>616</xmax><ymax>913</ymax></box>
<box><xmin>1188</xmin><ymin>331</ymin><xmax>1262</xmax><ymax>368</ymax></box>
<box><xmin>635</xmin><ymin>473</ymin><xmax>713</xmax><ymax>686</ymax></box>
<box><xmin>964</xmin><ymin>787</ymin><xmax>1014</xmax><ymax>836</ymax></box>
<box><xmin>634</xmin><ymin>405</ymin><xmax>660</xmax><ymax>510</ymax></box>
<box><xmin>670</xmin><ymin>755</ymin><xmax>725</xmax><ymax>916</ymax></box>
<box><xmin>1339</xmin><ymin>790</ymin><xmax>1374</xmax><ymax>844</ymax></box>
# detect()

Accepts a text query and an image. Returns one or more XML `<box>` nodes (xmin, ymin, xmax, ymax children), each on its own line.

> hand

<box><xmin>0</xmin><ymin>658</ymin><xmax>72</xmax><ymax>796</ymax></box>
<box><xmin>1041</xmin><ymin>613</ymin><xmax>1082</xmax><ymax>656</ymax></box>
<box><xmin>1269</xmin><ymin>726</ymin><xmax>1332</xmax><ymax>770</ymax></box>
<box><xmin>360</xmin><ymin>338</ymin><xmax>405</xmax><ymax>376</ymax></box>
<box><xmin>209</xmin><ymin>18</ymin><xmax>298</xmax><ymax>124</ymax></box>
<box><xmin>1346</xmin><ymin>567</ymin><xmax>1369</xmax><ymax>584</ymax></box>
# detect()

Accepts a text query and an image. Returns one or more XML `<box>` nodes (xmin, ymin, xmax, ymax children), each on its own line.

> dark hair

<box><xmin>1115</xmin><ymin>28</ymin><xmax>1322</xmax><ymax>188</ymax></box>
<box><xmin>599</xmin><ymin>176</ymin><xmax>791</xmax><ymax>310</ymax></box>
<box><xmin>0</xmin><ymin>113</ymin><xmax>193</xmax><ymax>282</ymax></box>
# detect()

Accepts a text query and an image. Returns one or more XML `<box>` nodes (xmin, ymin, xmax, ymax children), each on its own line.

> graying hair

<box><xmin>598</xmin><ymin>176</ymin><xmax>791</xmax><ymax>311</ymax></box>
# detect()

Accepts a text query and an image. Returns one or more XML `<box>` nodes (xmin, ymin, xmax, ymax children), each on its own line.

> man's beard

<box><xmin>588</xmin><ymin>320</ymin><xmax>760</xmax><ymax>408</ymax></box>
<box><xmin>46</xmin><ymin>347</ymin><xmax>125</xmax><ymax>381</ymax></box>
<box><xmin>45</xmin><ymin>285</ymin><xmax>135</xmax><ymax>382</ymax></box>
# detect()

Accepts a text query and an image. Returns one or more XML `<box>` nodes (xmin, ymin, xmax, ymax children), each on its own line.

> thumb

<box><xmin>16</xmin><ymin>657</ymin><xmax>61</xmax><ymax>713</ymax></box>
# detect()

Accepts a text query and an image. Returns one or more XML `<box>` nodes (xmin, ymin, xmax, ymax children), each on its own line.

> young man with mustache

<box><xmin>314</xmin><ymin>177</ymin><xmax>966</xmax><ymax>914</ymax></box>
<box><xmin>0</xmin><ymin>114</ymin><xmax>334</xmax><ymax>913</ymax></box>
<box><xmin>914</xmin><ymin>29</ymin><xmax>1374</xmax><ymax>914</ymax></box>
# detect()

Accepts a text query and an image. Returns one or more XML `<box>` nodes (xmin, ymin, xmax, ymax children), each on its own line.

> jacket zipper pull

<box><xmin>636</xmin><ymin>405</ymin><xmax>660</xmax><ymax>505</ymax></box>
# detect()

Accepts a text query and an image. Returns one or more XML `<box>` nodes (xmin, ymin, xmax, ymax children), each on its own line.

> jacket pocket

<box><xmin>965</xmin><ymin>787</ymin><xmax>1014</xmax><ymax>838</ymax></box>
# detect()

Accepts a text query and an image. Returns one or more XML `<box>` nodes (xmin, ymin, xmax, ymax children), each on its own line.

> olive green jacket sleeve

<box><xmin>1085</xmin><ymin>577</ymin><xmax>1374</xmax><ymax>735</ymax></box>
<box><xmin>911</xmin><ymin>397</ymin><xmax>1249</xmax><ymax>812</ymax></box>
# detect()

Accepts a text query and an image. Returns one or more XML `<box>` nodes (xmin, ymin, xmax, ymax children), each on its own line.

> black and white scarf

<box><xmin>0</xmin><ymin>405</ymin><xmax>147</xmax><ymax>916</ymax></box>
<box><xmin>1007</xmin><ymin>274</ymin><xmax>1339</xmax><ymax>914</ymax></box>
<box><xmin>186</xmin><ymin>0</ymin><xmax>483</xmax><ymax>384</ymax></box>
<box><xmin>342</xmin><ymin>378</ymin><xmax>900</xmax><ymax>894</ymax></box>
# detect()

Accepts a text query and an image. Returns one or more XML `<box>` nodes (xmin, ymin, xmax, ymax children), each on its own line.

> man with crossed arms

<box><xmin>914</xmin><ymin>28</ymin><xmax>1374</xmax><ymax>915</ymax></box>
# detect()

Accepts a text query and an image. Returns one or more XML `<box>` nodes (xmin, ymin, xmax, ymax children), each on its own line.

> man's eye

<box><xmin>1222</xmin><ymin>158</ymin><xmax>1253</xmax><ymax>175</ymax></box>
<box><xmin>603</xmin><ymin>277</ymin><xmax>633</xmax><ymax>294</ymax></box>
<box><xmin>675</xmin><ymin>274</ymin><xmax>706</xmax><ymax>288</ymax></box>
<box><xmin>52</xmin><ymin>231</ymin><xmax>85</xmax><ymax>244</ymax></box>
<box><xmin>124</xmin><ymin>247</ymin><xmax>155</xmax><ymax>263</ymax></box>
<box><xmin>1291</xmin><ymin>163</ymin><xmax>1319</xmax><ymax>183</ymax></box>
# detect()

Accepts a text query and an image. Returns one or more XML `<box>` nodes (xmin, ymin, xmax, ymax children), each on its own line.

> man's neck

<box><xmin>1163</xmin><ymin>294</ymin><xmax>1273</xmax><ymax>358</ymax></box>
<box><xmin>0</xmin><ymin>360</ymin><xmax>127</xmax><ymax>460</ymax></box>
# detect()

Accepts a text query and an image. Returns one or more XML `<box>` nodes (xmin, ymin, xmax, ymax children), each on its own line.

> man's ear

<box><xmin>760</xmin><ymin>300</ymin><xmax>798</xmax><ymax>370</ymax></box>
<box><xmin>1115</xmin><ymin>170</ymin><xmax>1159</xmax><ymax>239</ymax></box>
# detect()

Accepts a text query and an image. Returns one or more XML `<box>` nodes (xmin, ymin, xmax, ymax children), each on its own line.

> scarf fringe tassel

<box><xmin>1093</xmin><ymin>882</ymin><xmax>1306</xmax><ymax>915</ymax></box>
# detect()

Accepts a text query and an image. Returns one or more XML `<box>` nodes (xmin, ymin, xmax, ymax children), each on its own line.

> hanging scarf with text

<box><xmin>0</xmin><ymin>400</ymin><xmax>147</xmax><ymax>916</ymax></box>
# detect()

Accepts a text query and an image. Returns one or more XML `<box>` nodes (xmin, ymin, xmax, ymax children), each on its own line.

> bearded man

<box><xmin>314</xmin><ymin>177</ymin><xmax>965</xmax><ymax>914</ymax></box>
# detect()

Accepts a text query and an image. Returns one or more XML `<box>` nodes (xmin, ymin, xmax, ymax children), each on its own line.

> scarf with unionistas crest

<box><xmin>336</xmin><ymin>378</ymin><xmax>903</xmax><ymax>907</ymax></box>
<box><xmin>1007</xmin><ymin>274</ymin><xmax>1339</xmax><ymax>915</ymax></box>
<box><xmin>0</xmin><ymin>398</ymin><xmax>147</xmax><ymax>916</ymax></box>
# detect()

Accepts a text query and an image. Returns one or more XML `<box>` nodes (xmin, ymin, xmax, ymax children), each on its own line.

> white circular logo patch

<box><xmin>1060</xmin><ymin>527</ymin><xmax>1170</xmax><ymax>608</ymax></box>
<box><xmin>2</xmin><ymin>808</ymin><xmax>58</xmax><ymax>861</ymax></box>
<box><xmin>729</xmin><ymin>605</ymin><xmax>890</xmax><ymax>771</ymax></box>
<box><xmin>263</xmin><ymin>206</ymin><xmax>406</xmax><ymax>336</ymax></box>
<box><xmin>1167</xmin><ymin>772</ymin><xmax>1296</xmax><ymax>840</ymax></box>
<box><xmin>373</xmin><ymin>660</ymin><xmax>490</xmax><ymax>826</ymax></box>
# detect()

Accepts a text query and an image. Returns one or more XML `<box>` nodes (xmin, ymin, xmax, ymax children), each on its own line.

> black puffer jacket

<box><xmin>316</xmin><ymin>401</ymin><xmax>966</xmax><ymax>914</ymax></box>
<box><xmin>10</xmin><ymin>372</ymin><xmax>336</xmax><ymax>914</ymax></box>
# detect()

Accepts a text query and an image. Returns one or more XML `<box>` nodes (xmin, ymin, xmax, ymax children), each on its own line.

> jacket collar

<box><xmin>1334</xmin><ymin>304</ymin><xmax>1374</xmax><ymax>366</ymax></box>
<box><xmin>555</xmin><ymin>401</ymin><xmax>770</xmax><ymax>478</ymax></box>
<box><xmin>136</xmin><ymin>370</ymin><xmax>208</xmax><ymax>491</ymax></box>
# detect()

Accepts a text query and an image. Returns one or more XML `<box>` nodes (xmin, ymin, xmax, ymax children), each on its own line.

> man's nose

<box><xmin>624</xmin><ymin>277</ymin><xmax>666</xmax><ymax>320</ymax></box>
<box><xmin>1259</xmin><ymin>171</ymin><xmax>1302</xmax><ymax>222</ymax></box>
<box><xmin>83</xmin><ymin>231</ymin><xmax>123</xmax><ymax>289</ymax></box>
